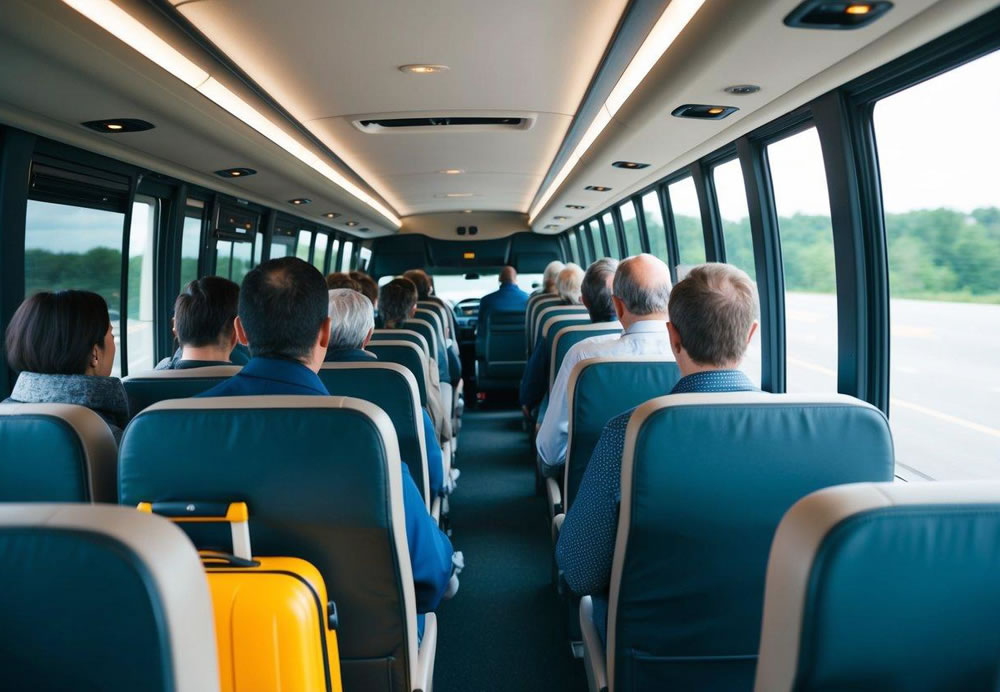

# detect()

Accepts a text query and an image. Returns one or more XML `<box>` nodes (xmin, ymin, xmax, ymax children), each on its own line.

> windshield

<box><xmin>380</xmin><ymin>273</ymin><xmax>543</xmax><ymax>305</ymax></box>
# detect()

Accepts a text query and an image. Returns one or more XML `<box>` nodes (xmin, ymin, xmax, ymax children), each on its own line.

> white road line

<box><xmin>787</xmin><ymin>357</ymin><xmax>836</xmax><ymax>377</ymax></box>
<box><xmin>890</xmin><ymin>398</ymin><xmax>1000</xmax><ymax>439</ymax></box>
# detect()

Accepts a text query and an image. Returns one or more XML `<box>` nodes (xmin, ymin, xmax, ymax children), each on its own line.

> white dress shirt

<box><xmin>536</xmin><ymin>320</ymin><xmax>675</xmax><ymax>473</ymax></box>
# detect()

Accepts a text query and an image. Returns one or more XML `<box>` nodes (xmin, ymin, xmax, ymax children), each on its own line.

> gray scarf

<box><xmin>8</xmin><ymin>372</ymin><xmax>130</xmax><ymax>440</ymax></box>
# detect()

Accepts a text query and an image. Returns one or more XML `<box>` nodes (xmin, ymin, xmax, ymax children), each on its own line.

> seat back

<box><xmin>421</xmin><ymin>297</ymin><xmax>457</xmax><ymax>340</ymax></box>
<box><xmin>477</xmin><ymin>309</ymin><xmax>527</xmax><ymax>389</ymax></box>
<box><xmin>608</xmin><ymin>393</ymin><xmax>896</xmax><ymax>692</ymax></box>
<box><xmin>119</xmin><ymin>396</ymin><xmax>418</xmax><ymax>692</ymax></box>
<box><xmin>533</xmin><ymin>304</ymin><xmax>588</xmax><ymax>350</ymax></box>
<box><xmin>540</xmin><ymin>313</ymin><xmax>593</xmax><ymax>342</ymax></box>
<box><xmin>0</xmin><ymin>403</ymin><xmax>118</xmax><ymax>502</ymax></box>
<box><xmin>526</xmin><ymin>295</ymin><xmax>561</xmax><ymax>348</ymax></box>
<box><xmin>371</xmin><ymin>328</ymin><xmax>430</xmax><ymax>359</ymax></box>
<box><xmin>122</xmin><ymin>366</ymin><xmax>242</xmax><ymax>417</ymax></box>
<box><xmin>417</xmin><ymin>300</ymin><xmax>451</xmax><ymax>340</ymax></box>
<box><xmin>319</xmin><ymin>362</ymin><xmax>430</xmax><ymax>507</ymax></box>
<box><xmin>405</xmin><ymin>318</ymin><xmax>438</xmax><ymax>360</ymax></box>
<box><xmin>550</xmin><ymin>322</ymin><xmax>623</xmax><ymax>387</ymax></box>
<box><xmin>367</xmin><ymin>340</ymin><xmax>430</xmax><ymax>407</ymax></box>
<box><xmin>0</xmin><ymin>504</ymin><xmax>219</xmax><ymax>691</ymax></box>
<box><xmin>564</xmin><ymin>358</ymin><xmax>681</xmax><ymax>511</ymax></box>
<box><xmin>756</xmin><ymin>481</ymin><xmax>1000</xmax><ymax>692</ymax></box>
<box><xmin>415</xmin><ymin>308</ymin><xmax>446</xmax><ymax>348</ymax></box>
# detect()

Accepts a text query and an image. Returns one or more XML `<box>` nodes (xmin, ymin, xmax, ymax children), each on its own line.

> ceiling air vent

<box><xmin>354</xmin><ymin>116</ymin><xmax>534</xmax><ymax>133</ymax></box>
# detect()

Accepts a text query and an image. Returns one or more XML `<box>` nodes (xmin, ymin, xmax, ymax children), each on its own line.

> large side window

<box><xmin>575</xmin><ymin>228</ymin><xmax>588</xmax><ymax>265</ymax></box>
<box><xmin>667</xmin><ymin>176</ymin><xmax>705</xmax><ymax>269</ymax></box>
<box><xmin>641</xmin><ymin>190</ymin><xmax>668</xmax><ymax>263</ymax></box>
<box><xmin>587</xmin><ymin>220</ymin><xmax>605</xmax><ymax>258</ymax></box>
<box><xmin>127</xmin><ymin>196</ymin><xmax>157</xmax><ymax>372</ymax></box>
<box><xmin>340</xmin><ymin>240</ymin><xmax>353</xmax><ymax>271</ymax></box>
<box><xmin>873</xmin><ymin>50</ymin><xmax>1000</xmax><ymax>481</ymax></box>
<box><xmin>313</xmin><ymin>233</ymin><xmax>328</xmax><ymax>273</ymax></box>
<box><xmin>712</xmin><ymin>158</ymin><xmax>761</xmax><ymax>385</ymax></box>
<box><xmin>619</xmin><ymin>201</ymin><xmax>642</xmax><ymax>256</ymax></box>
<box><xmin>566</xmin><ymin>229</ymin><xmax>578</xmax><ymax>263</ymax></box>
<box><xmin>180</xmin><ymin>199</ymin><xmax>205</xmax><ymax>289</ymax></box>
<box><xmin>601</xmin><ymin>211</ymin><xmax>619</xmax><ymax>258</ymax></box>
<box><xmin>296</xmin><ymin>230</ymin><xmax>313</xmax><ymax>263</ymax></box>
<box><xmin>359</xmin><ymin>246</ymin><xmax>372</xmax><ymax>271</ymax></box>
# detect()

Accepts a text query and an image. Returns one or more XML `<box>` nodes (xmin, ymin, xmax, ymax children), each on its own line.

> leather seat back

<box><xmin>526</xmin><ymin>295</ymin><xmax>561</xmax><ymax>348</ymax></box>
<box><xmin>319</xmin><ymin>362</ymin><xmax>431</xmax><ymax>507</ymax></box>
<box><xmin>756</xmin><ymin>481</ymin><xmax>1000</xmax><ymax>692</ymax></box>
<box><xmin>533</xmin><ymin>305</ymin><xmax>588</xmax><ymax>350</ymax></box>
<box><xmin>477</xmin><ymin>309</ymin><xmax>527</xmax><ymax>389</ymax></box>
<box><xmin>0</xmin><ymin>403</ymin><xmax>118</xmax><ymax>502</ymax></box>
<box><xmin>550</xmin><ymin>322</ymin><xmax>623</xmax><ymax>388</ymax></box>
<box><xmin>415</xmin><ymin>308</ymin><xmax>446</xmax><ymax>349</ymax></box>
<box><xmin>0</xmin><ymin>503</ymin><xmax>219</xmax><ymax>691</ymax></box>
<box><xmin>122</xmin><ymin>366</ymin><xmax>241</xmax><ymax>417</ymax></box>
<box><xmin>367</xmin><ymin>340</ymin><xmax>430</xmax><ymax>407</ymax></box>
<box><xmin>371</xmin><ymin>328</ymin><xmax>430</xmax><ymax>359</ymax></box>
<box><xmin>608</xmin><ymin>393</ymin><xmax>895</xmax><ymax>691</ymax></box>
<box><xmin>119</xmin><ymin>396</ymin><xmax>418</xmax><ymax>692</ymax></box>
<box><xmin>417</xmin><ymin>300</ymin><xmax>452</xmax><ymax>340</ymax></box>
<box><xmin>564</xmin><ymin>358</ymin><xmax>681</xmax><ymax>511</ymax></box>
<box><xmin>405</xmin><ymin>318</ymin><xmax>439</xmax><ymax>360</ymax></box>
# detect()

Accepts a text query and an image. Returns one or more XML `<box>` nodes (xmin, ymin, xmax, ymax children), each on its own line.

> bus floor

<box><xmin>435</xmin><ymin>408</ymin><xmax>588</xmax><ymax>691</ymax></box>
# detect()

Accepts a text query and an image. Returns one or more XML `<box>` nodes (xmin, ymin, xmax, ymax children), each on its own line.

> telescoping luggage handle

<box><xmin>137</xmin><ymin>501</ymin><xmax>252</xmax><ymax>561</ymax></box>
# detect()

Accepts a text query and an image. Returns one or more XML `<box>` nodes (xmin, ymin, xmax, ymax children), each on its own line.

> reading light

<box><xmin>106</xmin><ymin>123</ymin><xmax>123</xmax><ymax>130</ymax></box>
<box><xmin>708</xmin><ymin>107</ymin><xmax>724</xmax><ymax>115</ymax></box>
<box><xmin>289</xmin><ymin>198</ymin><xmax>311</xmax><ymax>205</ymax></box>
<box><xmin>82</xmin><ymin>118</ymin><xmax>155</xmax><ymax>133</ymax></box>
<box><xmin>399</xmin><ymin>64</ymin><xmax>449</xmax><ymax>74</ymax></box>
<box><xmin>529</xmin><ymin>0</ymin><xmax>708</xmax><ymax>223</ymax></box>
<box><xmin>62</xmin><ymin>0</ymin><xmax>401</xmax><ymax>228</ymax></box>
<box><xmin>445</xmin><ymin>193</ymin><xmax>474</xmax><ymax>198</ymax></box>
<box><xmin>612</xmin><ymin>161</ymin><xmax>650</xmax><ymax>170</ymax></box>
<box><xmin>553</xmin><ymin>216</ymin><xmax>569</xmax><ymax>221</ymax></box>
<box><xmin>783</xmin><ymin>0</ymin><xmax>892</xmax><ymax>28</ymax></box>
<box><xmin>724</xmin><ymin>84</ymin><xmax>761</xmax><ymax>95</ymax></box>
<box><xmin>463</xmin><ymin>209</ymin><xmax>473</xmax><ymax>214</ymax></box>
<box><xmin>846</xmin><ymin>3</ymin><xmax>872</xmax><ymax>13</ymax></box>
<box><xmin>359</xmin><ymin>227</ymin><xmax>370</xmax><ymax>232</ymax></box>
<box><xmin>323</xmin><ymin>212</ymin><xmax>340</xmax><ymax>219</ymax></box>
<box><xmin>346</xmin><ymin>221</ymin><xmax>359</xmax><ymax>227</ymax></box>
<box><xmin>463</xmin><ymin>252</ymin><xmax>476</xmax><ymax>259</ymax></box>
<box><xmin>585</xmin><ymin>185</ymin><xmax>612</xmax><ymax>192</ymax></box>
<box><xmin>566</xmin><ymin>204</ymin><xmax>586</xmax><ymax>210</ymax></box>
<box><xmin>215</xmin><ymin>167</ymin><xmax>257</xmax><ymax>178</ymax></box>
<box><xmin>440</xmin><ymin>169</ymin><xmax>464</xmax><ymax>175</ymax></box>
<box><xmin>544</xmin><ymin>225</ymin><xmax>560</xmax><ymax>230</ymax></box>
<box><xmin>671</xmin><ymin>104</ymin><xmax>739</xmax><ymax>119</ymax></box>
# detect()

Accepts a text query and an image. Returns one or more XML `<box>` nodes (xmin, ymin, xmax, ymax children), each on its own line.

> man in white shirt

<box><xmin>536</xmin><ymin>253</ymin><xmax>674</xmax><ymax>476</ymax></box>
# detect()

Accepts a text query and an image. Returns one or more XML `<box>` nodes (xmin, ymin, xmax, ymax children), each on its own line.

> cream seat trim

<box><xmin>123</xmin><ymin>366</ymin><xmax>242</xmax><ymax>380</ymax></box>
<box><xmin>408</xmin><ymin>318</ymin><xmax>438</xmax><ymax>360</ymax></box>
<box><xmin>533</xmin><ymin>304</ymin><xmax>587</xmax><ymax>349</ymax></box>
<box><xmin>373</xmin><ymin>328</ymin><xmax>431</xmax><ymax>360</ymax></box>
<box><xmin>549</xmin><ymin>322</ymin><xmax>622</xmax><ymax>387</ymax></box>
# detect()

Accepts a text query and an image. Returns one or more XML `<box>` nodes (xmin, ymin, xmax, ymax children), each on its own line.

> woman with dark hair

<box><xmin>4</xmin><ymin>290</ymin><xmax>128</xmax><ymax>441</ymax></box>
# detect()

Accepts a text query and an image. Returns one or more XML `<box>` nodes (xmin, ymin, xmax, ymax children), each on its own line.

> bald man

<box><xmin>476</xmin><ymin>266</ymin><xmax>530</xmax><ymax>353</ymax></box>
<box><xmin>536</xmin><ymin>254</ymin><xmax>675</xmax><ymax>473</ymax></box>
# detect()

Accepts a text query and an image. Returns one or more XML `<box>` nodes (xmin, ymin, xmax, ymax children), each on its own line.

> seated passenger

<box><xmin>349</xmin><ymin>271</ymin><xmax>379</xmax><ymax>308</ymax></box>
<box><xmin>477</xmin><ymin>266</ymin><xmax>530</xmax><ymax>331</ymax></box>
<box><xmin>199</xmin><ymin>258</ymin><xmax>455</xmax><ymax>621</ymax></box>
<box><xmin>520</xmin><ymin>260</ymin><xmax>613</xmax><ymax>413</ymax></box>
<box><xmin>326</xmin><ymin>288</ymin><xmax>444</xmax><ymax>498</ymax></box>
<box><xmin>155</xmin><ymin>276</ymin><xmax>239</xmax><ymax>370</ymax></box>
<box><xmin>555</xmin><ymin>263</ymin><xmax>760</xmax><ymax>642</ymax></box>
<box><xmin>4</xmin><ymin>290</ymin><xmax>127</xmax><ymax>441</ymax></box>
<box><xmin>536</xmin><ymin>260</ymin><xmax>566</xmax><ymax>296</ymax></box>
<box><xmin>537</xmin><ymin>254</ymin><xmax>674</xmax><ymax>474</ymax></box>
<box><xmin>405</xmin><ymin>269</ymin><xmax>460</xmax><ymax>385</ymax></box>
<box><xmin>325</xmin><ymin>272</ymin><xmax>361</xmax><ymax>292</ymax></box>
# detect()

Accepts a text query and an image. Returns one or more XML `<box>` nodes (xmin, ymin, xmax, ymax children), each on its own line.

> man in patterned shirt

<box><xmin>556</xmin><ymin>262</ymin><xmax>760</xmax><ymax>643</ymax></box>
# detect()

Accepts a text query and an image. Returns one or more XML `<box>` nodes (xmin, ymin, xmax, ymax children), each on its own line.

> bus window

<box><xmin>340</xmin><ymin>240</ymin><xmax>352</xmax><ymax>271</ymax></box>
<box><xmin>587</xmin><ymin>220</ymin><xmax>604</xmax><ymax>258</ymax></box>
<box><xmin>767</xmin><ymin>127</ymin><xmax>837</xmax><ymax>393</ymax></box>
<box><xmin>575</xmin><ymin>227</ymin><xmax>589</xmax><ymax>265</ymax></box>
<box><xmin>601</xmin><ymin>212</ymin><xmax>619</xmax><ymax>258</ymax></box>
<box><xmin>270</xmin><ymin>229</ymin><xmax>296</xmax><ymax>259</ymax></box>
<box><xmin>873</xmin><ymin>50</ymin><xmax>1000</xmax><ymax>481</ymax></box>
<box><xmin>24</xmin><ymin>200</ymin><xmax>125</xmax><ymax>376</ymax></box>
<box><xmin>619</xmin><ymin>201</ymin><xmax>642</xmax><ymax>256</ymax></box>
<box><xmin>231</xmin><ymin>241</ymin><xmax>253</xmax><ymax>283</ymax></box>
<box><xmin>296</xmin><ymin>230</ymin><xmax>312</xmax><ymax>263</ymax></box>
<box><xmin>359</xmin><ymin>246</ymin><xmax>372</xmax><ymax>271</ymax></box>
<box><xmin>127</xmin><ymin>196</ymin><xmax>157</xmax><ymax>373</ymax></box>
<box><xmin>180</xmin><ymin>200</ymin><xmax>204</xmax><ymax>289</ymax></box>
<box><xmin>566</xmin><ymin>229</ymin><xmax>578</xmax><ymax>263</ymax></box>
<box><xmin>313</xmin><ymin>233</ymin><xmax>328</xmax><ymax>273</ymax></box>
<box><xmin>667</xmin><ymin>176</ymin><xmax>705</xmax><ymax>269</ymax></box>
<box><xmin>712</xmin><ymin>159</ymin><xmax>760</xmax><ymax>386</ymax></box>
<box><xmin>641</xmin><ymin>190</ymin><xmax>668</xmax><ymax>263</ymax></box>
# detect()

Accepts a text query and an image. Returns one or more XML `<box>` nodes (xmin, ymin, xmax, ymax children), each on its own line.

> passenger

<box><xmin>554</xmin><ymin>263</ymin><xmax>584</xmax><ymax>305</ymax></box>
<box><xmin>536</xmin><ymin>254</ymin><xmax>674</xmax><ymax>474</ymax></box>
<box><xmin>536</xmin><ymin>260</ymin><xmax>566</xmax><ymax>295</ymax></box>
<box><xmin>198</xmin><ymin>258</ymin><xmax>454</xmax><ymax>626</ymax></box>
<box><xmin>326</xmin><ymin>288</ymin><xmax>444</xmax><ymax>498</ymax></box>
<box><xmin>556</xmin><ymin>263</ymin><xmax>759</xmax><ymax>643</ymax></box>
<box><xmin>477</xmin><ymin>266</ymin><xmax>530</xmax><ymax>335</ymax></box>
<box><xmin>405</xmin><ymin>269</ymin><xmax>461</xmax><ymax>385</ymax></box>
<box><xmin>3</xmin><ymin>290</ymin><xmax>128</xmax><ymax>442</ymax></box>
<box><xmin>349</xmin><ymin>271</ymin><xmax>379</xmax><ymax>308</ymax></box>
<box><xmin>155</xmin><ymin>277</ymin><xmax>240</xmax><ymax>370</ymax></box>
<box><xmin>519</xmin><ymin>259</ymin><xmax>617</xmax><ymax>414</ymax></box>
<box><xmin>325</xmin><ymin>271</ymin><xmax>361</xmax><ymax>292</ymax></box>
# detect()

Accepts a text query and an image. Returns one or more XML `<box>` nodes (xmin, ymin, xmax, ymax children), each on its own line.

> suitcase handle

<box><xmin>199</xmin><ymin>551</ymin><xmax>260</xmax><ymax>568</ymax></box>
<box><xmin>138</xmin><ymin>501</ymin><xmax>252</xmax><ymax>560</ymax></box>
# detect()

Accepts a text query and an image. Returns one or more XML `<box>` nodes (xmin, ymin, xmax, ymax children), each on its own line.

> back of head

<box><xmin>5</xmin><ymin>290</ymin><xmax>110</xmax><ymax>375</ymax></box>
<box><xmin>325</xmin><ymin>272</ymin><xmax>361</xmax><ymax>292</ymax></box>
<box><xmin>543</xmin><ymin>260</ymin><xmax>565</xmax><ymax>293</ymax></box>
<box><xmin>556</xmin><ymin>264</ymin><xmax>585</xmax><ymax>304</ymax></box>
<box><xmin>379</xmin><ymin>277</ymin><xmax>418</xmax><ymax>325</ymax></box>
<box><xmin>239</xmin><ymin>257</ymin><xmax>328</xmax><ymax>361</ymax></box>
<box><xmin>349</xmin><ymin>271</ymin><xmax>379</xmax><ymax>306</ymax></box>
<box><xmin>582</xmin><ymin>258</ymin><xmax>619</xmax><ymax>322</ymax></box>
<box><xmin>668</xmin><ymin>263</ymin><xmax>759</xmax><ymax>366</ymax></box>
<box><xmin>402</xmin><ymin>269</ymin><xmax>432</xmax><ymax>299</ymax></box>
<box><xmin>327</xmin><ymin>288</ymin><xmax>375</xmax><ymax>350</ymax></box>
<box><xmin>173</xmin><ymin>276</ymin><xmax>239</xmax><ymax>348</ymax></box>
<box><xmin>613</xmin><ymin>253</ymin><xmax>673</xmax><ymax>317</ymax></box>
<box><xmin>499</xmin><ymin>266</ymin><xmax>517</xmax><ymax>285</ymax></box>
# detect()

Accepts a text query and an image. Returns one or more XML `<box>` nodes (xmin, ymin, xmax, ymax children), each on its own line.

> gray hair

<box><xmin>612</xmin><ymin>254</ymin><xmax>672</xmax><ymax>315</ymax></box>
<box><xmin>543</xmin><ymin>260</ymin><xmax>566</xmax><ymax>292</ymax></box>
<box><xmin>668</xmin><ymin>263</ymin><xmax>759</xmax><ymax>366</ymax></box>
<box><xmin>327</xmin><ymin>288</ymin><xmax>374</xmax><ymax>350</ymax></box>
<box><xmin>556</xmin><ymin>264</ymin><xmax>584</xmax><ymax>304</ymax></box>
<box><xmin>582</xmin><ymin>258</ymin><xmax>618</xmax><ymax>322</ymax></box>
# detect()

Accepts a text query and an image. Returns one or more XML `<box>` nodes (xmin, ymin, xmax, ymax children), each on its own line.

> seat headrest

<box><xmin>123</xmin><ymin>366</ymin><xmax>242</xmax><ymax>380</ymax></box>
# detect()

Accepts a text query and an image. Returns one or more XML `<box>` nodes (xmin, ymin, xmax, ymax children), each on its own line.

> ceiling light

<box><xmin>445</xmin><ymin>193</ymin><xmax>474</xmax><ymax>198</ymax></box>
<box><xmin>846</xmin><ymin>3</ymin><xmax>872</xmax><ymax>14</ymax></box>
<box><xmin>566</xmin><ymin>204</ymin><xmax>586</xmax><ymax>210</ymax></box>
<box><xmin>62</xmin><ymin>0</ymin><xmax>401</xmax><ymax>229</ymax></box>
<box><xmin>529</xmin><ymin>0</ymin><xmax>707</xmax><ymax>223</ymax></box>
<box><xmin>553</xmin><ymin>216</ymin><xmax>569</xmax><ymax>221</ymax></box>
<box><xmin>707</xmin><ymin>107</ymin><xmax>724</xmax><ymax>114</ymax></box>
<box><xmin>399</xmin><ymin>64</ymin><xmax>449</xmax><ymax>74</ymax></box>
<box><xmin>323</xmin><ymin>212</ymin><xmax>340</xmax><ymax>219</ymax></box>
<box><xmin>545</xmin><ymin>225</ymin><xmax>560</xmax><ymax>230</ymax></box>
<box><xmin>439</xmin><ymin>169</ymin><xmax>464</xmax><ymax>175</ymax></box>
<box><xmin>724</xmin><ymin>84</ymin><xmax>761</xmax><ymax>95</ymax></box>
<box><xmin>671</xmin><ymin>104</ymin><xmax>739</xmax><ymax>119</ymax></box>
<box><xmin>585</xmin><ymin>185</ymin><xmax>612</xmax><ymax>192</ymax></box>
<box><xmin>612</xmin><ymin>161</ymin><xmax>650</xmax><ymax>170</ymax></box>
<box><xmin>346</xmin><ymin>221</ymin><xmax>359</xmax><ymax>227</ymax></box>
<box><xmin>81</xmin><ymin>118</ymin><xmax>155</xmax><ymax>133</ymax></box>
<box><xmin>783</xmin><ymin>0</ymin><xmax>892</xmax><ymax>29</ymax></box>
<box><xmin>215</xmin><ymin>167</ymin><xmax>257</xmax><ymax>178</ymax></box>
<box><xmin>463</xmin><ymin>209</ymin><xmax>472</xmax><ymax>214</ymax></box>
<box><xmin>359</xmin><ymin>227</ymin><xmax>370</xmax><ymax>232</ymax></box>
<box><xmin>289</xmin><ymin>198</ymin><xmax>311</xmax><ymax>205</ymax></box>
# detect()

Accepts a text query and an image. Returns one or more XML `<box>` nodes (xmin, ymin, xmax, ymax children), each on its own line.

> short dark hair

<box><xmin>173</xmin><ymin>277</ymin><xmax>239</xmax><ymax>347</ymax></box>
<box><xmin>239</xmin><ymin>257</ymin><xmax>328</xmax><ymax>361</ymax></box>
<box><xmin>582</xmin><ymin>258</ymin><xmax>618</xmax><ymax>322</ymax></box>
<box><xmin>668</xmin><ymin>263</ymin><xmax>759</xmax><ymax>366</ymax></box>
<box><xmin>325</xmin><ymin>272</ymin><xmax>361</xmax><ymax>292</ymax></box>
<box><xmin>403</xmin><ymin>270</ymin><xmax>432</xmax><ymax>299</ymax></box>
<box><xmin>349</xmin><ymin>271</ymin><xmax>379</xmax><ymax>305</ymax></box>
<box><xmin>5</xmin><ymin>291</ymin><xmax>111</xmax><ymax>375</ymax></box>
<box><xmin>379</xmin><ymin>277</ymin><xmax>418</xmax><ymax>326</ymax></box>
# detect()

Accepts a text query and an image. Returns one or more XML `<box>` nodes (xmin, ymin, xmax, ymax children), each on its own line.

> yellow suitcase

<box><xmin>139</xmin><ymin>501</ymin><xmax>343</xmax><ymax>692</ymax></box>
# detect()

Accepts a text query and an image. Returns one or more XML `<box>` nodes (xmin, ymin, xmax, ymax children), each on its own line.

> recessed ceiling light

<box><xmin>289</xmin><ymin>198</ymin><xmax>311</xmax><ymax>205</ymax></box>
<box><xmin>346</xmin><ymin>221</ymin><xmax>359</xmax><ymax>227</ymax></box>
<box><xmin>783</xmin><ymin>0</ymin><xmax>892</xmax><ymax>29</ymax></box>
<box><xmin>671</xmin><ymin>104</ymin><xmax>739</xmax><ymax>120</ymax></box>
<box><xmin>724</xmin><ymin>84</ymin><xmax>761</xmax><ymax>95</ymax></box>
<box><xmin>399</xmin><ymin>64</ymin><xmax>449</xmax><ymax>74</ymax></box>
<box><xmin>553</xmin><ymin>216</ymin><xmax>569</xmax><ymax>221</ymax></box>
<box><xmin>612</xmin><ymin>161</ymin><xmax>650</xmax><ymax>170</ymax></box>
<box><xmin>323</xmin><ymin>212</ymin><xmax>340</xmax><ymax>219</ymax></box>
<box><xmin>445</xmin><ymin>192</ymin><xmax>474</xmax><ymax>198</ymax></box>
<box><xmin>566</xmin><ymin>204</ymin><xmax>586</xmax><ymax>210</ymax></box>
<box><xmin>81</xmin><ymin>118</ymin><xmax>155</xmax><ymax>133</ymax></box>
<box><xmin>359</xmin><ymin>227</ymin><xmax>369</xmax><ymax>232</ymax></box>
<box><xmin>545</xmin><ymin>224</ymin><xmax>560</xmax><ymax>230</ymax></box>
<box><xmin>463</xmin><ymin>209</ymin><xmax>472</xmax><ymax>214</ymax></box>
<box><xmin>215</xmin><ymin>167</ymin><xmax>257</xmax><ymax>178</ymax></box>
<box><xmin>439</xmin><ymin>169</ymin><xmax>465</xmax><ymax>175</ymax></box>
<box><xmin>845</xmin><ymin>3</ymin><xmax>872</xmax><ymax>13</ymax></box>
<box><xmin>585</xmin><ymin>185</ymin><xmax>612</xmax><ymax>192</ymax></box>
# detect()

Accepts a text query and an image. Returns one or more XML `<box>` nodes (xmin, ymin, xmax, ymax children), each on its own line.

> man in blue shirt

<box><xmin>476</xmin><ymin>266</ymin><xmax>530</xmax><ymax>353</ymax></box>
<box><xmin>200</xmin><ymin>258</ymin><xmax>455</xmax><ymax>624</ymax></box>
<box><xmin>556</xmin><ymin>263</ymin><xmax>761</xmax><ymax>643</ymax></box>
<box><xmin>155</xmin><ymin>276</ymin><xmax>241</xmax><ymax>370</ymax></box>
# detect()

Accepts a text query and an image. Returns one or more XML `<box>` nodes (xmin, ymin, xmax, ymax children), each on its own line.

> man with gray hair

<box><xmin>537</xmin><ymin>260</ymin><xmax>566</xmax><ymax>295</ymax></box>
<box><xmin>556</xmin><ymin>263</ymin><xmax>759</xmax><ymax>643</ymax></box>
<box><xmin>555</xmin><ymin>264</ymin><xmax>585</xmax><ymax>305</ymax></box>
<box><xmin>537</xmin><ymin>254</ymin><xmax>675</xmax><ymax>473</ymax></box>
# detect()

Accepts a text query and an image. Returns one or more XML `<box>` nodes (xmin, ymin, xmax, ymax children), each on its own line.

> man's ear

<box><xmin>170</xmin><ymin>316</ymin><xmax>177</xmax><ymax>339</ymax></box>
<box><xmin>611</xmin><ymin>295</ymin><xmax>625</xmax><ymax>320</ymax></box>
<box><xmin>317</xmin><ymin>317</ymin><xmax>331</xmax><ymax>350</ymax></box>
<box><xmin>667</xmin><ymin>321</ymin><xmax>684</xmax><ymax>356</ymax></box>
<box><xmin>408</xmin><ymin>304</ymin><xmax>417</xmax><ymax>318</ymax></box>
<box><xmin>746</xmin><ymin>320</ymin><xmax>759</xmax><ymax>345</ymax></box>
<box><xmin>581</xmin><ymin>293</ymin><xmax>592</xmax><ymax>310</ymax></box>
<box><xmin>362</xmin><ymin>326</ymin><xmax>374</xmax><ymax>349</ymax></box>
<box><xmin>234</xmin><ymin>316</ymin><xmax>250</xmax><ymax>347</ymax></box>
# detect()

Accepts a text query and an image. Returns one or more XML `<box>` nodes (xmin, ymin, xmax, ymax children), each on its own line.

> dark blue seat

<box><xmin>122</xmin><ymin>366</ymin><xmax>241</xmax><ymax>417</ymax></box>
<box><xmin>526</xmin><ymin>295</ymin><xmax>561</xmax><ymax>351</ymax></box>
<box><xmin>367</xmin><ymin>340</ymin><xmax>430</xmax><ymax>408</ymax></box>
<box><xmin>476</xmin><ymin>309</ymin><xmax>528</xmax><ymax>390</ymax></box>
<box><xmin>756</xmin><ymin>481</ymin><xmax>1000</xmax><ymax>692</ymax></box>
<box><xmin>549</xmin><ymin>322</ymin><xmax>623</xmax><ymax>388</ymax></box>
<box><xmin>532</xmin><ymin>304</ymin><xmax>588</xmax><ymax>353</ymax></box>
<box><xmin>581</xmin><ymin>393</ymin><xmax>895</xmax><ymax>692</ymax></box>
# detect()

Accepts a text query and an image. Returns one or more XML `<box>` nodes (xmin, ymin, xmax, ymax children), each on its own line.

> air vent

<box><xmin>355</xmin><ymin>116</ymin><xmax>534</xmax><ymax>133</ymax></box>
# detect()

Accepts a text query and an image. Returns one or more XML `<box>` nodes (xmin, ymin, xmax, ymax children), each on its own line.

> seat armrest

<box><xmin>413</xmin><ymin>611</ymin><xmax>437</xmax><ymax>692</ymax></box>
<box><xmin>580</xmin><ymin>596</ymin><xmax>608</xmax><ymax>692</ymax></box>
<box><xmin>546</xmin><ymin>477</ymin><xmax>563</xmax><ymax>518</ymax></box>
<box><xmin>552</xmin><ymin>512</ymin><xmax>565</xmax><ymax>545</ymax></box>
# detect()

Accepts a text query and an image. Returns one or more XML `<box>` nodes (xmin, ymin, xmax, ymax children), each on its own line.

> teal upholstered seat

<box><xmin>418</xmin><ymin>300</ymin><xmax>455</xmax><ymax>341</ymax></box>
<box><xmin>0</xmin><ymin>504</ymin><xmax>219</xmax><ymax>691</ymax></box>
<box><xmin>532</xmin><ymin>304</ymin><xmax>588</xmax><ymax>353</ymax></box>
<box><xmin>581</xmin><ymin>393</ymin><xmax>896</xmax><ymax>692</ymax></box>
<box><xmin>549</xmin><ymin>322</ymin><xmax>623</xmax><ymax>388</ymax></box>
<box><xmin>122</xmin><ymin>366</ymin><xmax>241</xmax><ymax>417</ymax></box>
<box><xmin>756</xmin><ymin>481</ymin><xmax>1000</xmax><ymax>692</ymax></box>
<box><xmin>404</xmin><ymin>318</ymin><xmax>439</xmax><ymax>361</ymax></box>
<box><xmin>371</xmin><ymin>328</ymin><xmax>430</xmax><ymax>359</ymax></box>
<box><xmin>526</xmin><ymin>295</ymin><xmax>561</xmax><ymax>350</ymax></box>
<box><xmin>477</xmin><ymin>309</ymin><xmax>527</xmax><ymax>390</ymax></box>
<box><xmin>0</xmin><ymin>404</ymin><xmax>118</xmax><ymax>503</ymax></box>
<box><xmin>415</xmin><ymin>308</ymin><xmax>447</xmax><ymax>352</ymax></box>
<box><xmin>119</xmin><ymin>396</ymin><xmax>432</xmax><ymax>692</ymax></box>
<box><xmin>367</xmin><ymin>340</ymin><xmax>430</xmax><ymax>407</ymax></box>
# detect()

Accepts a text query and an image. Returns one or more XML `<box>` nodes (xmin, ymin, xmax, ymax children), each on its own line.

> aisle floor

<box><xmin>434</xmin><ymin>409</ymin><xmax>588</xmax><ymax>691</ymax></box>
